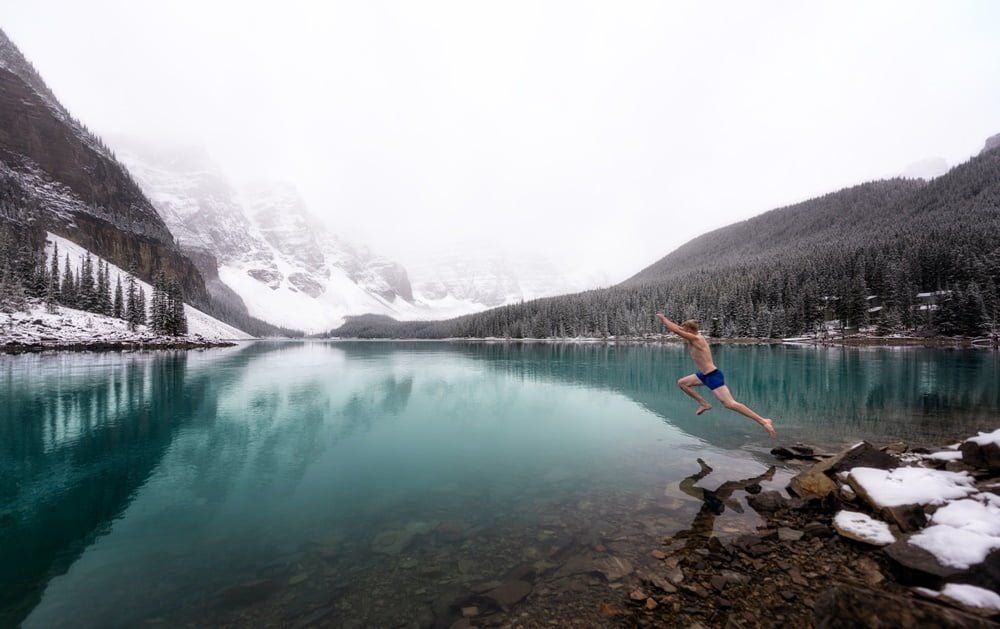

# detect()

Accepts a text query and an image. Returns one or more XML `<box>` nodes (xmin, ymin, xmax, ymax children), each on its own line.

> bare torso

<box><xmin>687</xmin><ymin>334</ymin><xmax>717</xmax><ymax>374</ymax></box>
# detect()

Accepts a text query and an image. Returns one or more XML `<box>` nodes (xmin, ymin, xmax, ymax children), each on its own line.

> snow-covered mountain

<box><xmin>115</xmin><ymin>143</ymin><xmax>421</xmax><ymax>333</ymax></box>
<box><xmin>114</xmin><ymin>141</ymin><xmax>610</xmax><ymax>332</ymax></box>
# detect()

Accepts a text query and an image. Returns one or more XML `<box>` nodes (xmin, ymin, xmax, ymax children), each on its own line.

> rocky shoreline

<box><xmin>400</xmin><ymin>335</ymin><xmax>998</xmax><ymax>349</ymax></box>
<box><xmin>0</xmin><ymin>307</ymin><xmax>240</xmax><ymax>354</ymax></box>
<box><xmin>608</xmin><ymin>433</ymin><xmax>1000</xmax><ymax>628</ymax></box>
<box><xmin>0</xmin><ymin>338</ymin><xmax>237</xmax><ymax>354</ymax></box>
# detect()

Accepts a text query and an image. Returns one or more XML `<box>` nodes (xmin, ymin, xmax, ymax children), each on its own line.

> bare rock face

<box><xmin>247</xmin><ymin>268</ymin><xmax>283</xmax><ymax>289</ymax></box>
<box><xmin>288</xmin><ymin>272</ymin><xmax>325</xmax><ymax>298</ymax></box>
<box><xmin>0</xmin><ymin>29</ymin><xmax>212</xmax><ymax>309</ymax></box>
<box><xmin>814</xmin><ymin>584</ymin><xmax>997</xmax><ymax>628</ymax></box>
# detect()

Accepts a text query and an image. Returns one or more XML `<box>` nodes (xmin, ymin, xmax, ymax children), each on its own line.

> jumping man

<box><xmin>656</xmin><ymin>313</ymin><xmax>776</xmax><ymax>438</ymax></box>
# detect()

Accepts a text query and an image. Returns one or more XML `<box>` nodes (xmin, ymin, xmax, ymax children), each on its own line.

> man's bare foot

<box><xmin>761</xmin><ymin>418</ymin><xmax>776</xmax><ymax>438</ymax></box>
<box><xmin>696</xmin><ymin>404</ymin><xmax>712</xmax><ymax>416</ymax></box>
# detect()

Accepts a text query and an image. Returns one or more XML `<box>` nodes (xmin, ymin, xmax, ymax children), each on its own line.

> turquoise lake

<box><xmin>2</xmin><ymin>342</ymin><xmax>998</xmax><ymax>627</ymax></box>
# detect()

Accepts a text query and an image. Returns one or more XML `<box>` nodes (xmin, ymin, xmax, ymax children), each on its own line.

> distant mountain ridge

<box><xmin>624</xmin><ymin>178</ymin><xmax>925</xmax><ymax>284</ymax></box>
<box><xmin>331</xmin><ymin>135</ymin><xmax>1000</xmax><ymax>339</ymax></box>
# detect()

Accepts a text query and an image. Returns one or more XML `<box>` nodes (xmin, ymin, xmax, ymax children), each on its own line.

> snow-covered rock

<box><xmin>832</xmin><ymin>510</ymin><xmax>895</xmax><ymax>546</ymax></box>
<box><xmin>940</xmin><ymin>584</ymin><xmax>1000</xmax><ymax>612</ymax></box>
<box><xmin>848</xmin><ymin>466</ymin><xmax>977</xmax><ymax>509</ymax></box>
<box><xmin>908</xmin><ymin>496</ymin><xmax>1000</xmax><ymax>569</ymax></box>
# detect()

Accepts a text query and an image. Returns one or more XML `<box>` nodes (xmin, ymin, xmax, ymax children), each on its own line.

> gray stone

<box><xmin>644</xmin><ymin>572</ymin><xmax>677</xmax><ymax>594</ymax></box>
<box><xmin>666</xmin><ymin>565</ymin><xmax>685</xmax><ymax>585</ymax></box>
<box><xmin>777</xmin><ymin>527</ymin><xmax>804</xmax><ymax>542</ymax></box>
<box><xmin>803</xmin><ymin>521</ymin><xmax>834</xmax><ymax>539</ymax></box>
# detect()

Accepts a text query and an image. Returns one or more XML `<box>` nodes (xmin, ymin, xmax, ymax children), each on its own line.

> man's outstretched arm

<box><xmin>656</xmin><ymin>313</ymin><xmax>699</xmax><ymax>341</ymax></box>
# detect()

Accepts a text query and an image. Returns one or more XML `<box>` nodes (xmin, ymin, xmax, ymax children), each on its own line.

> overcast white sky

<box><xmin>3</xmin><ymin>1</ymin><xmax>999</xmax><ymax>284</ymax></box>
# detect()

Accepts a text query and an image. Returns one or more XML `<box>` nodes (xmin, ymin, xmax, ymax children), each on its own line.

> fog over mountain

<box><xmin>3</xmin><ymin>1</ymin><xmax>999</xmax><ymax>286</ymax></box>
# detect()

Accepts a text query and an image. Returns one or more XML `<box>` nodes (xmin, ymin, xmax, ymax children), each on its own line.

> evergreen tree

<box><xmin>125</xmin><ymin>275</ymin><xmax>138</xmax><ymax>330</ymax></box>
<box><xmin>136</xmin><ymin>287</ymin><xmax>147</xmax><ymax>326</ymax></box>
<box><xmin>165</xmin><ymin>279</ymin><xmax>188</xmax><ymax>336</ymax></box>
<box><xmin>0</xmin><ymin>266</ymin><xmax>28</xmax><ymax>313</ymax></box>
<box><xmin>44</xmin><ymin>269</ymin><xmax>59</xmax><ymax>314</ymax></box>
<box><xmin>113</xmin><ymin>276</ymin><xmax>124</xmax><ymax>319</ymax></box>
<box><xmin>152</xmin><ymin>271</ymin><xmax>166</xmax><ymax>333</ymax></box>
<box><xmin>61</xmin><ymin>255</ymin><xmax>76</xmax><ymax>308</ymax></box>
<box><xmin>49</xmin><ymin>242</ymin><xmax>60</xmax><ymax>302</ymax></box>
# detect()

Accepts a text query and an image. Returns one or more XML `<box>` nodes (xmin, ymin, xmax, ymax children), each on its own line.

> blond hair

<box><xmin>681</xmin><ymin>319</ymin><xmax>700</xmax><ymax>332</ymax></box>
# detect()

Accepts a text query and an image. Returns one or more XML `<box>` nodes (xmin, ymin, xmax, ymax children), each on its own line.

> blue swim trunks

<box><xmin>696</xmin><ymin>369</ymin><xmax>725</xmax><ymax>390</ymax></box>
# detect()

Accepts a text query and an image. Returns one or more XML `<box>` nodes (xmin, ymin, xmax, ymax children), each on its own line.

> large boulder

<box><xmin>960</xmin><ymin>440</ymin><xmax>1000</xmax><ymax>473</ymax></box>
<box><xmin>883</xmin><ymin>536</ymin><xmax>964</xmax><ymax>580</ymax></box>
<box><xmin>814</xmin><ymin>584</ymin><xmax>998</xmax><ymax>628</ymax></box>
<box><xmin>789</xmin><ymin>468</ymin><xmax>838</xmax><ymax>500</ymax></box>
<box><xmin>813</xmin><ymin>441</ymin><xmax>898</xmax><ymax>477</ymax></box>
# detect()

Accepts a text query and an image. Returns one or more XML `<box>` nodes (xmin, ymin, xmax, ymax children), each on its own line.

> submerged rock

<box><xmin>485</xmin><ymin>579</ymin><xmax>532</xmax><ymax>609</ymax></box>
<box><xmin>746</xmin><ymin>490</ymin><xmax>789</xmax><ymax>513</ymax></box>
<box><xmin>555</xmin><ymin>553</ymin><xmax>633</xmax><ymax>582</ymax></box>
<box><xmin>215</xmin><ymin>578</ymin><xmax>277</xmax><ymax>609</ymax></box>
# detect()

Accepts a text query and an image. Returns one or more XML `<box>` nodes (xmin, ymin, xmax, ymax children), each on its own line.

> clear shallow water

<box><xmin>1</xmin><ymin>342</ymin><xmax>998</xmax><ymax>627</ymax></box>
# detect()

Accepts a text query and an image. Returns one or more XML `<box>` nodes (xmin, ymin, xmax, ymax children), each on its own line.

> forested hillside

<box><xmin>330</xmin><ymin>138</ymin><xmax>1000</xmax><ymax>339</ymax></box>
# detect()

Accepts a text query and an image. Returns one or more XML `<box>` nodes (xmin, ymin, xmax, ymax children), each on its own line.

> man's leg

<box><xmin>677</xmin><ymin>374</ymin><xmax>712</xmax><ymax>415</ymax></box>
<box><xmin>712</xmin><ymin>386</ymin><xmax>776</xmax><ymax>438</ymax></box>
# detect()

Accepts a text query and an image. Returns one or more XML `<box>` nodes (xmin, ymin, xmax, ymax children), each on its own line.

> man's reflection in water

<box><xmin>676</xmin><ymin>459</ymin><xmax>776</xmax><ymax>537</ymax></box>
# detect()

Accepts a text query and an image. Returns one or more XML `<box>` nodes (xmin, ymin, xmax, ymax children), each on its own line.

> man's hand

<box><xmin>656</xmin><ymin>312</ymin><xmax>671</xmax><ymax>325</ymax></box>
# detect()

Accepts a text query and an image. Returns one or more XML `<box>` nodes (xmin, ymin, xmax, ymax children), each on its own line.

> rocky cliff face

<box><xmin>0</xmin><ymin>29</ymin><xmax>210</xmax><ymax>308</ymax></box>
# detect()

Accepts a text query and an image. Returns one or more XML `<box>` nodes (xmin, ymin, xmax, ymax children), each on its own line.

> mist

<box><xmin>3</xmin><ymin>0</ymin><xmax>999</xmax><ymax>284</ymax></box>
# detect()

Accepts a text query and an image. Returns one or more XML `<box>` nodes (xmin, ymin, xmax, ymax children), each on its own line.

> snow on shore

<box><xmin>6</xmin><ymin>233</ymin><xmax>254</xmax><ymax>344</ymax></box>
